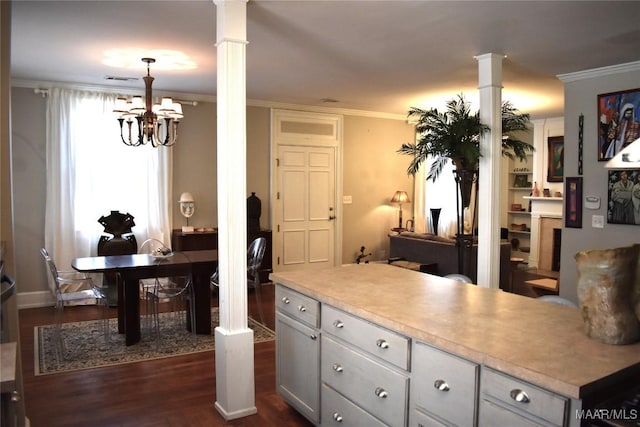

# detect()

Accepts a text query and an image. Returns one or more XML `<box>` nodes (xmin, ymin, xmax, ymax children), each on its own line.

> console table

<box><xmin>172</xmin><ymin>229</ymin><xmax>272</xmax><ymax>283</ymax></box>
<box><xmin>171</xmin><ymin>229</ymin><xmax>218</xmax><ymax>251</ymax></box>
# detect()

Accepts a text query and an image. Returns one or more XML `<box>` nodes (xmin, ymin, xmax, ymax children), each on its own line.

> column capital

<box><xmin>476</xmin><ymin>53</ymin><xmax>505</xmax><ymax>89</ymax></box>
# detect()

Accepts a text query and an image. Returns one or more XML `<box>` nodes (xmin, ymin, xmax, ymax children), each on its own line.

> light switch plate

<box><xmin>343</xmin><ymin>195</ymin><xmax>353</xmax><ymax>204</ymax></box>
<box><xmin>592</xmin><ymin>215</ymin><xmax>604</xmax><ymax>229</ymax></box>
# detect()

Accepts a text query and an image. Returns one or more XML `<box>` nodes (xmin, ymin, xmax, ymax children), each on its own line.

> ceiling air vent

<box><xmin>104</xmin><ymin>76</ymin><xmax>139</xmax><ymax>82</ymax></box>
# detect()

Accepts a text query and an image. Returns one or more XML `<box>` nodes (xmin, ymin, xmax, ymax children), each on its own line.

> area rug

<box><xmin>35</xmin><ymin>308</ymin><xmax>275</xmax><ymax>375</ymax></box>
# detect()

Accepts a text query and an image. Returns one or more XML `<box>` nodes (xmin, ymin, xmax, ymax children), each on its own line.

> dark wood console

<box><xmin>171</xmin><ymin>229</ymin><xmax>218</xmax><ymax>252</ymax></box>
<box><xmin>171</xmin><ymin>229</ymin><xmax>272</xmax><ymax>283</ymax></box>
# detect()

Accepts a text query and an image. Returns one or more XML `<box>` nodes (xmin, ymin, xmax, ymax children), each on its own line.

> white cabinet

<box><xmin>321</xmin><ymin>384</ymin><xmax>387</xmax><ymax>427</ymax></box>
<box><xmin>479</xmin><ymin>367</ymin><xmax>569</xmax><ymax>426</ymax></box>
<box><xmin>410</xmin><ymin>341</ymin><xmax>479</xmax><ymax>426</ymax></box>
<box><xmin>275</xmin><ymin>285</ymin><xmax>321</xmax><ymax>424</ymax></box>
<box><xmin>321</xmin><ymin>304</ymin><xmax>410</xmax><ymax>426</ymax></box>
<box><xmin>274</xmin><ymin>280</ymin><xmax>585</xmax><ymax>427</ymax></box>
<box><xmin>506</xmin><ymin>155</ymin><xmax>533</xmax><ymax>262</ymax></box>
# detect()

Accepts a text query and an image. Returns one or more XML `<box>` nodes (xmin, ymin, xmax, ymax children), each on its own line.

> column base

<box><xmin>214</xmin><ymin>327</ymin><xmax>256</xmax><ymax>420</ymax></box>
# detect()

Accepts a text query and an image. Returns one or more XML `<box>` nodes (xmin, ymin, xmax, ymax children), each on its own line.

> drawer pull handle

<box><xmin>510</xmin><ymin>389</ymin><xmax>530</xmax><ymax>403</ymax></box>
<box><xmin>376</xmin><ymin>339</ymin><xmax>389</xmax><ymax>349</ymax></box>
<box><xmin>332</xmin><ymin>364</ymin><xmax>343</xmax><ymax>373</ymax></box>
<box><xmin>374</xmin><ymin>387</ymin><xmax>388</xmax><ymax>399</ymax></box>
<box><xmin>433</xmin><ymin>379</ymin><xmax>450</xmax><ymax>392</ymax></box>
<box><xmin>333</xmin><ymin>320</ymin><xmax>344</xmax><ymax>329</ymax></box>
<box><xmin>332</xmin><ymin>412</ymin><xmax>343</xmax><ymax>422</ymax></box>
<box><xmin>281</xmin><ymin>297</ymin><xmax>290</xmax><ymax>304</ymax></box>
<box><xmin>297</xmin><ymin>305</ymin><xmax>306</xmax><ymax>312</ymax></box>
<box><xmin>310</xmin><ymin>334</ymin><xmax>317</xmax><ymax>340</ymax></box>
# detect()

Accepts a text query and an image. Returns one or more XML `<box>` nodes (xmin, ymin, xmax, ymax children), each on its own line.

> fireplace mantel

<box><xmin>527</xmin><ymin>196</ymin><xmax>563</xmax><ymax>269</ymax></box>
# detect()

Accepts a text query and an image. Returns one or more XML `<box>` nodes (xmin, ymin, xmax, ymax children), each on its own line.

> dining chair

<box><xmin>138</xmin><ymin>238</ymin><xmax>174</xmax><ymax>325</ymax></box>
<box><xmin>138</xmin><ymin>238</ymin><xmax>196</xmax><ymax>349</ymax></box>
<box><xmin>210</xmin><ymin>237</ymin><xmax>267</xmax><ymax>325</ymax></box>
<box><xmin>40</xmin><ymin>248</ymin><xmax>109</xmax><ymax>363</ymax></box>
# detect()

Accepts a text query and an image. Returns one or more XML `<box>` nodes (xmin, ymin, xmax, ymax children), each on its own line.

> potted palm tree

<box><xmin>398</xmin><ymin>94</ymin><xmax>533</xmax><ymax>208</ymax></box>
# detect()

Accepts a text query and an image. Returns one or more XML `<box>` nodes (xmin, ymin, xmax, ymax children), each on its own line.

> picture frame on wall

<box><xmin>597</xmin><ymin>88</ymin><xmax>640</xmax><ymax>161</ymax></box>
<box><xmin>565</xmin><ymin>177</ymin><xmax>583</xmax><ymax>228</ymax></box>
<box><xmin>547</xmin><ymin>136</ymin><xmax>564</xmax><ymax>182</ymax></box>
<box><xmin>513</xmin><ymin>174</ymin><xmax>528</xmax><ymax>188</ymax></box>
<box><xmin>607</xmin><ymin>169</ymin><xmax>640</xmax><ymax>225</ymax></box>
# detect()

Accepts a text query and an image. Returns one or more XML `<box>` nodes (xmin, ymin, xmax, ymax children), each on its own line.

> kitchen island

<box><xmin>271</xmin><ymin>263</ymin><xmax>640</xmax><ymax>426</ymax></box>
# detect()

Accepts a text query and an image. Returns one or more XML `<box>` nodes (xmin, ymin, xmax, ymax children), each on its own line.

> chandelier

<box><xmin>113</xmin><ymin>58</ymin><xmax>183</xmax><ymax>147</ymax></box>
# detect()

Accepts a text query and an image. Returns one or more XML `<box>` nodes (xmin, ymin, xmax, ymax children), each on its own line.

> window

<box><xmin>45</xmin><ymin>88</ymin><xmax>171</xmax><ymax>267</ymax></box>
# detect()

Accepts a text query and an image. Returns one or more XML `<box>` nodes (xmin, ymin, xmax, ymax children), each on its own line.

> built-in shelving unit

<box><xmin>506</xmin><ymin>156</ymin><xmax>533</xmax><ymax>262</ymax></box>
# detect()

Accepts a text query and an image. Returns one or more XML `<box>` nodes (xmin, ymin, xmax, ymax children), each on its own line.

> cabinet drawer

<box><xmin>411</xmin><ymin>408</ymin><xmax>448</xmax><ymax>427</ymax></box>
<box><xmin>479</xmin><ymin>398</ymin><xmax>543</xmax><ymax>427</ymax></box>
<box><xmin>481</xmin><ymin>367</ymin><xmax>567</xmax><ymax>426</ymax></box>
<box><xmin>322</xmin><ymin>335</ymin><xmax>408</xmax><ymax>426</ymax></box>
<box><xmin>322</xmin><ymin>385</ymin><xmax>387</xmax><ymax>427</ymax></box>
<box><xmin>411</xmin><ymin>341</ymin><xmax>478</xmax><ymax>426</ymax></box>
<box><xmin>275</xmin><ymin>285</ymin><xmax>319</xmax><ymax>328</ymax></box>
<box><xmin>322</xmin><ymin>304</ymin><xmax>409</xmax><ymax>370</ymax></box>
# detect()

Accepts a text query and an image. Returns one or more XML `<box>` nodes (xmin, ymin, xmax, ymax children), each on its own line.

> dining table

<box><xmin>72</xmin><ymin>249</ymin><xmax>217</xmax><ymax>346</ymax></box>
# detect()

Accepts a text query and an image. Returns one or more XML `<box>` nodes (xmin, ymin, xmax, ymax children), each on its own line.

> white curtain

<box><xmin>44</xmin><ymin>88</ymin><xmax>172</xmax><ymax>270</ymax></box>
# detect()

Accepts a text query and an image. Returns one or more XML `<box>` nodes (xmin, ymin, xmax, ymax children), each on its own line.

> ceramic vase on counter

<box><xmin>575</xmin><ymin>244</ymin><xmax>640</xmax><ymax>345</ymax></box>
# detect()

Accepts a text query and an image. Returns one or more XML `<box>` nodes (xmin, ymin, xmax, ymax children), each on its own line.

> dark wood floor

<box><xmin>18</xmin><ymin>284</ymin><xmax>313</xmax><ymax>427</ymax></box>
<box><xmin>18</xmin><ymin>269</ymin><xmax>552</xmax><ymax>427</ymax></box>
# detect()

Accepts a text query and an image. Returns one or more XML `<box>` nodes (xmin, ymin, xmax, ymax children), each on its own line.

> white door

<box><xmin>277</xmin><ymin>145</ymin><xmax>335</xmax><ymax>270</ymax></box>
<box><xmin>271</xmin><ymin>109</ymin><xmax>342</xmax><ymax>272</ymax></box>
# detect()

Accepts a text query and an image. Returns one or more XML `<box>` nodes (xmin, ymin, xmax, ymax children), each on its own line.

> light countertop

<box><xmin>271</xmin><ymin>263</ymin><xmax>640</xmax><ymax>400</ymax></box>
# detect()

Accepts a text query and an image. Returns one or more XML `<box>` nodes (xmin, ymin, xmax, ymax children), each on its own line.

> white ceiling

<box><xmin>10</xmin><ymin>0</ymin><xmax>640</xmax><ymax>119</ymax></box>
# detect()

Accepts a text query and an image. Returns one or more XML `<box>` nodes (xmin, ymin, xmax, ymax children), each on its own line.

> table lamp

<box><xmin>390</xmin><ymin>190</ymin><xmax>410</xmax><ymax>231</ymax></box>
<box><xmin>179</xmin><ymin>192</ymin><xmax>195</xmax><ymax>232</ymax></box>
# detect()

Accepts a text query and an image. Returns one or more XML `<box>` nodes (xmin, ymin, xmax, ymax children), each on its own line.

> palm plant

<box><xmin>398</xmin><ymin>94</ymin><xmax>533</xmax><ymax>182</ymax></box>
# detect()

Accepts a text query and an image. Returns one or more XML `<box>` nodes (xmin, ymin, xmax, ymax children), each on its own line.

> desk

<box><xmin>72</xmin><ymin>250</ymin><xmax>217</xmax><ymax>346</ymax></box>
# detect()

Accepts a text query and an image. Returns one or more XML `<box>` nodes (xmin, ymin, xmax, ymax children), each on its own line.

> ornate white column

<box><xmin>476</xmin><ymin>53</ymin><xmax>503</xmax><ymax>289</ymax></box>
<box><xmin>213</xmin><ymin>0</ymin><xmax>256</xmax><ymax>420</ymax></box>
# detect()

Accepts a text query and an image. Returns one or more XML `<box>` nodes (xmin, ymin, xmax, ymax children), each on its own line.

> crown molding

<box><xmin>557</xmin><ymin>61</ymin><xmax>640</xmax><ymax>82</ymax></box>
<box><xmin>12</xmin><ymin>79</ymin><xmax>408</xmax><ymax>121</ymax></box>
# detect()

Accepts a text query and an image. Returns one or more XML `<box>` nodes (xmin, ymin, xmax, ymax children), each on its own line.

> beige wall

<box><xmin>171</xmin><ymin>100</ymin><xmax>217</xmax><ymax>229</ymax></box>
<box><xmin>169</xmin><ymin>103</ymin><xmax>271</xmax><ymax>231</ymax></box>
<box><xmin>10</xmin><ymin>88</ymin><xmax>46</xmax><ymax>297</ymax></box>
<box><xmin>342</xmin><ymin>115</ymin><xmax>414</xmax><ymax>263</ymax></box>
<box><xmin>10</xmin><ymin>87</ymin><xmax>413</xmax><ymax>301</ymax></box>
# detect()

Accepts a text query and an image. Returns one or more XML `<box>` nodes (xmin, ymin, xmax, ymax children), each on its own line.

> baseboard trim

<box><xmin>17</xmin><ymin>291</ymin><xmax>53</xmax><ymax>309</ymax></box>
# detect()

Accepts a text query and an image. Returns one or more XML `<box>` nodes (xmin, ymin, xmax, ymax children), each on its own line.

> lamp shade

<box><xmin>391</xmin><ymin>190</ymin><xmax>410</xmax><ymax>204</ymax></box>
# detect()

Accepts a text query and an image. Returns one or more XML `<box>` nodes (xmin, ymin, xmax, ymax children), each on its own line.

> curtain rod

<box><xmin>32</xmin><ymin>88</ymin><xmax>198</xmax><ymax>106</ymax></box>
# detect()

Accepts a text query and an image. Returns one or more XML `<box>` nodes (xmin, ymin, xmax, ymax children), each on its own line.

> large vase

<box><xmin>430</xmin><ymin>208</ymin><xmax>441</xmax><ymax>236</ymax></box>
<box><xmin>575</xmin><ymin>244</ymin><xmax>640</xmax><ymax>345</ymax></box>
<box><xmin>452</xmin><ymin>165</ymin><xmax>477</xmax><ymax>209</ymax></box>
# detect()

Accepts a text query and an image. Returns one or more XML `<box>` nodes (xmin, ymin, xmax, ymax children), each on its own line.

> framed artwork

<box><xmin>597</xmin><ymin>88</ymin><xmax>640</xmax><ymax>161</ymax></box>
<box><xmin>565</xmin><ymin>177</ymin><xmax>583</xmax><ymax>228</ymax></box>
<box><xmin>547</xmin><ymin>136</ymin><xmax>564</xmax><ymax>182</ymax></box>
<box><xmin>607</xmin><ymin>169</ymin><xmax>640</xmax><ymax>225</ymax></box>
<box><xmin>513</xmin><ymin>174</ymin><xmax>528</xmax><ymax>188</ymax></box>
